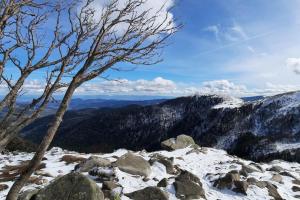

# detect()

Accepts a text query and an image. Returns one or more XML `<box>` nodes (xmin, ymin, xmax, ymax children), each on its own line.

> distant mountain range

<box><xmin>21</xmin><ymin>92</ymin><xmax>300</xmax><ymax>162</ymax></box>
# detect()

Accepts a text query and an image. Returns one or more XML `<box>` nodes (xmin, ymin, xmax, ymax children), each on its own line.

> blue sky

<box><xmin>91</xmin><ymin>0</ymin><xmax>300</xmax><ymax>97</ymax></box>
<box><xmin>2</xmin><ymin>0</ymin><xmax>300</xmax><ymax>98</ymax></box>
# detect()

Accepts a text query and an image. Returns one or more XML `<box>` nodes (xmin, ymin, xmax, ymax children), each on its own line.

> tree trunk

<box><xmin>5</xmin><ymin>80</ymin><xmax>78</xmax><ymax>200</ymax></box>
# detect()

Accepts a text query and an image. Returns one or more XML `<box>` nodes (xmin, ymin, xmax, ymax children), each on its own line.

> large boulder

<box><xmin>149</xmin><ymin>154</ymin><xmax>178</xmax><ymax>175</ymax></box>
<box><xmin>125</xmin><ymin>186</ymin><xmax>168</xmax><ymax>200</ymax></box>
<box><xmin>77</xmin><ymin>156</ymin><xmax>111</xmax><ymax>172</ymax></box>
<box><xmin>173</xmin><ymin>170</ymin><xmax>206</xmax><ymax>199</ymax></box>
<box><xmin>34</xmin><ymin>172</ymin><xmax>104</xmax><ymax>200</ymax></box>
<box><xmin>116</xmin><ymin>153</ymin><xmax>151</xmax><ymax>177</ymax></box>
<box><xmin>213</xmin><ymin>170</ymin><xmax>240</xmax><ymax>190</ymax></box>
<box><xmin>161</xmin><ymin>135</ymin><xmax>196</xmax><ymax>151</ymax></box>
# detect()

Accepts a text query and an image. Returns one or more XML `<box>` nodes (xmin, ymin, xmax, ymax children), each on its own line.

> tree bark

<box><xmin>5</xmin><ymin>79</ymin><xmax>78</xmax><ymax>200</ymax></box>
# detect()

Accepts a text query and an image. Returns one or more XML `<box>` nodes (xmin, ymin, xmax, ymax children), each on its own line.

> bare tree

<box><xmin>0</xmin><ymin>0</ymin><xmax>96</xmax><ymax>151</ymax></box>
<box><xmin>5</xmin><ymin>0</ymin><xmax>179</xmax><ymax>199</ymax></box>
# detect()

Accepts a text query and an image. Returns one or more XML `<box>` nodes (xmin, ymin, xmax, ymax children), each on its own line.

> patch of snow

<box><xmin>212</xmin><ymin>95</ymin><xmax>244</xmax><ymax>109</ymax></box>
<box><xmin>275</xmin><ymin>142</ymin><xmax>300</xmax><ymax>152</ymax></box>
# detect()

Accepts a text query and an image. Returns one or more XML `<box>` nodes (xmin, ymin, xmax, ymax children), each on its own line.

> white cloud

<box><xmin>204</xmin><ymin>23</ymin><xmax>248</xmax><ymax>42</ymax></box>
<box><xmin>286</xmin><ymin>57</ymin><xmax>300</xmax><ymax>74</ymax></box>
<box><xmin>1</xmin><ymin>78</ymin><xmax>299</xmax><ymax>98</ymax></box>
<box><xmin>204</xmin><ymin>25</ymin><xmax>220</xmax><ymax>41</ymax></box>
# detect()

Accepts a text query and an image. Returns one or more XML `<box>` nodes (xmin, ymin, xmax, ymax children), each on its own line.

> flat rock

<box><xmin>174</xmin><ymin>170</ymin><xmax>206</xmax><ymax>199</ymax></box>
<box><xmin>34</xmin><ymin>172</ymin><xmax>104</xmax><ymax>200</ymax></box>
<box><xmin>116</xmin><ymin>153</ymin><xmax>151</xmax><ymax>177</ymax></box>
<box><xmin>214</xmin><ymin>170</ymin><xmax>240</xmax><ymax>189</ymax></box>
<box><xmin>78</xmin><ymin>156</ymin><xmax>111</xmax><ymax>172</ymax></box>
<box><xmin>233</xmin><ymin>181</ymin><xmax>249</xmax><ymax>195</ymax></box>
<box><xmin>125</xmin><ymin>186</ymin><xmax>168</xmax><ymax>200</ymax></box>
<box><xmin>161</xmin><ymin>134</ymin><xmax>196</xmax><ymax>151</ymax></box>
<box><xmin>271</xmin><ymin>174</ymin><xmax>283</xmax><ymax>183</ymax></box>
<box><xmin>267</xmin><ymin>166</ymin><xmax>284</xmax><ymax>173</ymax></box>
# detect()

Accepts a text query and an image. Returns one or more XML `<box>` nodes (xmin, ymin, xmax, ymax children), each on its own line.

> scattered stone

<box><xmin>267</xmin><ymin>166</ymin><xmax>284</xmax><ymax>173</ymax></box>
<box><xmin>143</xmin><ymin>177</ymin><xmax>150</xmax><ymax>182</ymax></box>
<box><xmin>161</xmin><ymin>134</ymin><xmax>197</xmax><ymax>151</ymax></box>
<box><xmin>293</xmin><ymin>179</ymin><xmax>300</xmax><ymax>185</ymax></box>
<box><xmin>78</xmin><ymin>156</ymin><xmax>111</xmax><ymax>172</ymax></box>
<box><xmin>149</xmin><ymin>154</ymin><xmax>178</xmax><ymax>174</ymax></box>
<box><xmin>241</xmin><ymin>165</ymin><xmax>259</xmax><ymax>174</ymax></box>
<box><xmin>239</xmin><ymin>168</ymin><xmax>248</xmax><ymax>177</ymax></box>
<box><xmin>246</xmin><ymin>177</ymin><xmax>258</xmax><ymax>185</ymax></box>
<box><xmin>279</xmin><ymin>171</ymin><xmax>297</xmax><ymax>179</ymax></box>
<box><xmin>102</xmin><ymin>181</ymin><xmax>123</xmax><ymax>199</ymax></box>
<box><xmin>0</xmin><ymin>184</ymin><xmax>8</xmax><ymax>191</ymax></box>
<box><xmin>116</xmin><ymin>153</ymin><xmax>151</xmax><ymax>177</ymax></box>
<box><xmin>233</xmin><ymin>181</ymin><xmax>249</xmax><ymax>195</ymax></box>
<box><xmin>125</xmin><ymin>186</ymin><xmax>168</xmax><ymax>200</ymax></box>
<box><xmin>35</xmin><ymin>170</ymin><xmax>54</xmax><ymax>177</ymax></box>
<box><xmin>34</xmin><ymin>172</ymin><xmax>104</xmax><ymax>200</ymax></box>
<box><xmin>265</xmin><ymin>182</ymin><xmax>283</xmax><ymax>200</ymax></box>
<box><xmin>60</xmin><ymin>155</ymin><xmax>86</xmax><ymax>165</ymax></box>
<box><xmin>294</xmin><ymin>195</ymin><xmax>300</xmax><ymax>199</ymax></box>
<box><xmin>255</xmin><ymin>181</ymin><xmax>268</xmax><ymax>189</ymax></box>
<box><xmin>174</xmin><ymin>170</ymin><xmax>206</xmax><ymax>199</ymax></box>
<box><xmin>18</xmin><ymin>189</ymin><xmax>39</xmax><ymax>200</ymax></box>
<box><xmin>27</xmin><ymin>176</ymin><xmax>48</xmax><ymax>185</ymax></box>
<box><xmin>213</xmin><ymin>170</ymin><xmax>240</xmax><ymax>190</ymax></box>
<box><xmin>271</xmin><ymin>174</ymin><xmax>283</xmax><ymax>183</ymax></box>
<box><xmin>157</xmin><ymin>178</ymin><xmax>168</xmax><ymax>187</ymax></box>
<box><xmin>292</xmin><ymin>186</ymin><xmax>300</xmax><ymax>192</ymax></box>
<box><xmin>249</xmin><ymin>163</ymin><xmax>264</xmax><ymax>172</ymax></box>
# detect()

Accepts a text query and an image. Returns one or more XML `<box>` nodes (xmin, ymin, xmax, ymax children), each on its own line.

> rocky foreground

<box><xmin>0</xmin><ymin>135</ymin><xmax>300</xmax><ymax>200</ymax></box>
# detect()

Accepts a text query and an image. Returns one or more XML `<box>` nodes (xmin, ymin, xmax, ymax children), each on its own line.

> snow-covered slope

<box><xmin>1</xmin><ymin>147</ymin><xmax>300</xmax><ymax>200</ymax></box>
<box><xmin>21</xmin><ymin>91</ymin><xmax>300</xmax><ymax>163</ymax></box>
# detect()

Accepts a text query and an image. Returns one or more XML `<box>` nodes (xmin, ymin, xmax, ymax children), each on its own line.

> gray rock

<box><xmin>78</xmin><ymin>156</ymin><xmax>111</xmax><ymax>172</ymax></box>
<box><xmin>0</xmin><ymin>184</ymin><xmax>8</xmax><ymax>192</ymax></box>
<box><xmin>213</xmin><ymin>170</ymin><xmax>240</xmax><ymax>190</ymax></box>
<box><xmin>233</xmin><ymin>181</ymin><xmax>249</xmax><ymax>195</ymax></box>
<box><xmin>18</xmin><ymin>189</ymin><xmax>39</xmax><ymax>200</ymax></box>
<box><xmin>157</xmin><ymin>178</ymin><xmax>168</xmax><ymax>187</ymax></box>
<box><xmin>293</xmin><ymin>179</ymin><xmax>300</xmax><ymax>185</ymax></box>
<box><xmin>125</xmin><ymin>186</ymin><xmax>168</xmax><ymax>200</ymax></box>
<box><xmin>267</xmin><ymin>166</ymin><xmax>284</xmax><ymax>173</ymax></box>
<box><xmin>150</xmin><ymin>154</ymin><xmax>178</xmax><ymax>175</ymax></box>
<box><xmin>292</xmin><ymin>186</ymin><xmax>300</xmax><ymax>192</ymax></box>
<box><xmin>271</xmin><ymin>174</ymin><xmax>283</xmax><ymax>183</ymax></box>
<box><xmin>116</xmin><ymin>153</ymin><xmax>151</xmax><ymax>177</ymax></box>
<box><xmin>265</xmin><ymin>182</ymin><xmax>283</xmax><ymax>200</ymax></box>
<box><xmin>102</xmin><ymin>181</ymin><xmax>123</xmax><ymax>200</ymax></box>
<box><xmin>34</xmin><ymin>172</ymin><xmax>104</xmax><ymax>200</ymax></box>
<box><xmin>241</xmin><ymin>165</ymin><xmax>259</xmax><ymax>174</ymax></box>
<box><xmin>161</xmin><ymin>135</ymin><xmax>196</xmax><ymax>151</ymax></box>
<box><xmin>279</xmin><ymin>171</ymin><xmax>298</xmax><ymax>179</ymax></box>
<box><xmin>174</xmin><ymin>170</ymin><xmax>206</xmax><ymax>200</ymax></box>
<box><xmin>34</xmin><ymin>170</ymin><xmax>54</xmax><ymax>178</ymax></box>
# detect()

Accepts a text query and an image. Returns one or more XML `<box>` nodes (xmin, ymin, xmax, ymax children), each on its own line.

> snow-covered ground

<box><xmin>1</xmin><ymin>147</ymin><xmax>300</xmax><ymax>200</ymax></box>
<box><xmin>275</xmin><ymin>142</ymin><xmax>300</xmax><ymax>152</ymax></box>
<box><xmin>212</xmin><ymin>95</ymin><xmax>244</xmax><ymax>109</ymax></box>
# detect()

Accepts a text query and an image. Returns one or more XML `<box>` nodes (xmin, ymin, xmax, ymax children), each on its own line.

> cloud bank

<box><xmin>2</xmin><ymin>77</ymin><xmax>299</xmax><ymax>98</ymax></box>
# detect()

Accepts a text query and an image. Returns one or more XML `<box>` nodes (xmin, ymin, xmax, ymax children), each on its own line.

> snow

<box><xmin>1</xmin><ymin>147</ymin><xmax>300</xmax><ymax>200</ymax></box>
<box><xmin>260</xmin><ymin>91</ymin><xmax>300</xmax><ymax>113</ymax></box>
<box><xmin>275</xmin><ymin>142</ymin><xmax>300</xmax><ymax>152</ymax></box>
<box><xmin>212</xmin><ymin>95</ymin><xmax>244</xmax><ymax>109</ymax></box>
